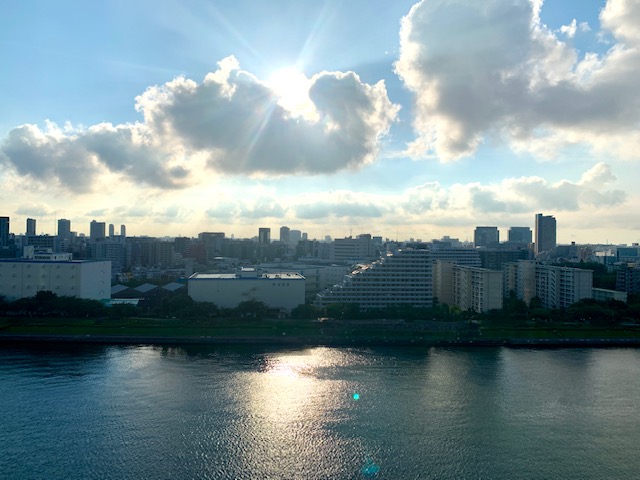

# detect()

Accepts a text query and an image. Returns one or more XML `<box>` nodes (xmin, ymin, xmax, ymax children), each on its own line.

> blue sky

<box><xmin>1</xmin><ymin>0</ymin><xmax>638</xmax><ymax>244</ymax></box>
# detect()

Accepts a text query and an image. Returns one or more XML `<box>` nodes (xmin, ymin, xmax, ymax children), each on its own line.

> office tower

<box><xmin>58</xmin><ymin>219</ymin><xmax>71</xmax><ymax>239</ymax></box>
<box><xmin>474</xmin><ymin>226</ymin><xmax>499</xmax><ymax>248</ymax></box>
<box><xmin>90</xmin><ymin>220</ymin><xmax>106</xmax><ymax>241</ymax></box>
<box><xmin>535</xmin><ymin>213</ymin><xmax>556</xmax><ymax>255</ymax></box>
<box><xmin>508</xmin><ymin>226</ymin><xmax>532</xmax><ymax>244</ymax></box>
<box><xmin>0</xmin><ymin>217</ymin><xmax>9</xmax><ymax>247</ymax></box>
<box><xmin>120</xmin><ymin>225</ymin><xmax>126</xmax><ymax>238</ymax></box>
<box><xmin>258</xmin><ymin>228</ymin><xmax>271</xmax><ymax>245</ymax></box>
<box><xmin>290</xmin><ymin>229</ymin><xmax>302</xmax><ymax>244</ymax></box>
<box><xmin>26</xmin><ymin>218</ymin><xmax>36</xmax><ymax>236</ymax></box>
<box><xmin>109</xmin><ymin>224</ymin><xmax>115</xmax><ymax>238</ymax></box>
<box><xmin>279</xmin><ymin>226</ymin><xmax>290</xmax><ymax>244</ymax></box>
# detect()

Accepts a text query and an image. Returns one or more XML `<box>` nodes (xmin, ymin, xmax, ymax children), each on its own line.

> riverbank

<box><xmin>1</xmin><ymin>333</ymin><xmax>640</xmax><ymax>348</ymax></box>
<box><xmin>1</xmin><ymin>316</ymin><xmax>639</xmax><ymax>348</ymax></box>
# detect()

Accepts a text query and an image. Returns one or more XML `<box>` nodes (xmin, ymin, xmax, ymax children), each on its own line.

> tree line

<box><xmin>2</xmin><ymin>290</ymin><xmax>639</xmax><ymax>326</ymax></box>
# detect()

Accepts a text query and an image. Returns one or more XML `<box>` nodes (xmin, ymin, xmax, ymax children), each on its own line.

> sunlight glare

<box><xmin>267</xmin><ymin>67</ymin><xmax>317</xmax><ymax>121</ymax></box>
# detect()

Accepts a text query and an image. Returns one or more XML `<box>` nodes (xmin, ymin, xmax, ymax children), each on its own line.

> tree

<box><xmin>291</xmin><ymin>304</ymin><xmax>322</xmax><ymax>319</ymax></box>
<box><xmin>235</xmin><ymin>300</ymin><xmax>269</xmax><ymax>319</ymax></box>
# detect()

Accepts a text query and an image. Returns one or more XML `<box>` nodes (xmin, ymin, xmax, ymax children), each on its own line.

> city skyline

<box><xmin>1</xmin><ymin>0</ymin><xmax>639</xmax><ymax>244</ymax></box>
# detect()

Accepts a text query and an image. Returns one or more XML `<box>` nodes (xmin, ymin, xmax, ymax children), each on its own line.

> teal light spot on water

<box><xmin>361</xmin><ymin>458</ymin><xmax>380</xmax><ymax>477</ymax></box>
<box><xmin>353</xmin><ymin>393</ymin><xmax>360</xmax><ymax>400</ymax></box>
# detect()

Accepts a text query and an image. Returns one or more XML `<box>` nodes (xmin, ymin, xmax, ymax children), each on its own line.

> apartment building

<box><xmin>315</xmin><ymin>248</ymin><xmax>432</xmax><ymax>309</ymax></box>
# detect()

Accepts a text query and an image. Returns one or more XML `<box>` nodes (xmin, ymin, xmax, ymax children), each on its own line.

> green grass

<box><xmin>1</xmin><ymin>316</ymin><xmax>639</xmax><ymax>344</ymax></box>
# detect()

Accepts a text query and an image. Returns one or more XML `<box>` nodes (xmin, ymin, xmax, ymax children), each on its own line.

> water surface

<box><xmin>1</xmin><ymin>344</ymin><xmax>638</xmax><ymax>479</ymax></box>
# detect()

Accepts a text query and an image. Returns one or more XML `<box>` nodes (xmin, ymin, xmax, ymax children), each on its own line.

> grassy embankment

<box><xmin>1</xmin><ymin>316</ymin><xmax>639</xmax><ymax>345</ymax></box>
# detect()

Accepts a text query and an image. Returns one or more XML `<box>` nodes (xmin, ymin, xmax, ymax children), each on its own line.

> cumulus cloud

<box><xmin>560</xmin><ymin>19</ymin><xmax>578</xmax><ymax>38</ymax></box>
<box><xmin>399</xmin><ymin>162</ymin><xmax>625</xmax><ymax>221</ymax></box>
<box><xmin>0</xmin><ymin>56</ymin><xmax>399</xmax><ymax>192</ymax></box>
<box><xmin>395</xmin><ymin>0</ymin><xmax>640</xmax><ymax>161</ymax></box>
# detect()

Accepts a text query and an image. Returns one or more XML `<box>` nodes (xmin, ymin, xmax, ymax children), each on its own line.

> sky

<box><xmin>1</xmin><ymin>0</ymin><xmax>639</xmax><ymax>244</ymax></box>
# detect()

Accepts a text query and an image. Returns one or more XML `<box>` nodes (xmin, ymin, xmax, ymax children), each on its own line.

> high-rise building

<box><xmin>508</xmin><ymin>227</ymin><xmax>532</xmax><ymax>244</ymax></box>
<box><xmin>474</xmin><ymin>226</ymin><xmax>499</xmax><ymax>248</ymax></box>
<box><xmin>90</xmin><ymin>220</ymin><xmax>106</xmax><ymax>241</ymax></box>
<box><xmin>290</xmin><ymin>230</ymin><xmax>302</xmax><ymax>245</ymax></box>
<box><xmin>120</xmin><ymin>225</ymin><xmax>126</xmax><ymax>238</ymax></box>
<box><xmin>279</xmin><ymin>226</ymin><xmax>290</xmax><ymax>244</ymax></box>
<box><xmin>108</xmin><ymin>224</ymin><xmax>115</xmax><ymax>238</ymax></box>
<box><xmin>26</xmin><ymin>218</ymin><xmax>36</xmax><ymax>236</ymax></box>
<box><xmin>258</xmin><ymin>228</ymin><xmax>271</xmax><ymax>245</ymax></box>
<box><xmin>0</xmin><ymin>217</ymin><xmax>9</xmax><ymax>247</ymax></box>
<box><xmin>57</xmin><ymin>219</ymin><xmax>71</xmax><ymax>239</ymax></box>
<box><xmin>535</xmin><ymin>213</ymin><xmax>556</xmax><ymax>255</ymax></box>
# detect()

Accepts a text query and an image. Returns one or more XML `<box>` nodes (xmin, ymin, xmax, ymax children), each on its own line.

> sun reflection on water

<box><xmin>230</xmin><ymin>347</ymin><xmax>377</xmax><ymax>478</ymax></box>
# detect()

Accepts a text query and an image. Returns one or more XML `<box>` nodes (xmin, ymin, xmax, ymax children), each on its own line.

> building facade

<box><xmin>535</xmin><ymin>213</ymin><xmax>556</xmax><ymax>256</ymax></box>
<box><xmin>535</xmin><ymin>265</ymin><xmax>592</xmax><ymax>309</ymax></box>
<box><xmin>508</xmin><ymin>226</ymin><xmax>532</xmax><ymax>244</ymax></box>
<box><xmin>315</xmin><ymin>248</ymin><xmax>433</xmax><ymax>309</ymax></box>
<box><xmin>452</xmin><ymin>265</ymin><xmax>503</xmax><ymax>312</ymax></box>
<box><xmin>474</xmin><ymin>226</ymin><xmax>499</xmax><ymax>248</ymax></box>
<box><xmin>188</xmin><ymin>268</ymin><xmax>305</xmax><ymax>311</ymax></box>
<box><xmin>0</xmin><ymin>258</ymin><xmax>111</xmax><ymax>301</ymax></box>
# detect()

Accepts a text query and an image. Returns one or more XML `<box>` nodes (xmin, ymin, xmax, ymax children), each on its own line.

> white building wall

<box><xmin>188</xmin><ymin>273</ymin><xmax>305</xmax><ymax>311</ymax></box>
<box><xmin>0</xmin><ymin>260</ymin><xmax>111</xmax><ymax>301</ymax></box>
<box><xmin>453</xmin><ymin>266</ymin><xmax>503</xmax><ymax>312</ymax></box>
<box><xmin>535</xmin><ymin>265</ymin><xmax>593</xmax><ymax>309</ymax></box>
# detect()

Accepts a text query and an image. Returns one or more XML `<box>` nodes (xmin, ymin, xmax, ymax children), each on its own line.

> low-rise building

<box><xmin>0</xmin><ymin>258</ymin><xmax>111</xmax><ymax>301</ymax></box>
<box><xmin>592</xmin><ymin>288</ymin><xmax>627</xmax><ymax>303</ymax></box>
<box><xmin>188</xmin><ymin>268</ymin><xmax>305</xmax><ymax>311</ymax></box>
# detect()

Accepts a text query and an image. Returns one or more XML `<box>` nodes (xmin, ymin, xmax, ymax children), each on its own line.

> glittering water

<box><xmin>1</xmin><ymin>344</ymin><xmax>639</xmax><ymax>479</ymax></box>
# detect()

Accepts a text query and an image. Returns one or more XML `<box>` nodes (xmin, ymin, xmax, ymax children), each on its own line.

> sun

<box><xmin>267</xmin><ymin>67</ymin><xmax>317</xmax><ymax>120</ymax></box>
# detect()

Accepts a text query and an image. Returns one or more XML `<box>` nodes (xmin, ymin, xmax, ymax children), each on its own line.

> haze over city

<box><xmin>1</xmin><ymin>0</ymin><xmax>639</xmax><ymax>244</ymax></box>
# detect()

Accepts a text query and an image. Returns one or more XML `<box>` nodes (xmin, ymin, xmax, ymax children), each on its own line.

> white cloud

<box><xmin>395</xmin><ymin>0</ymin><xmax>640</xmax><ymax>161</ymax></box>
<box><xmin>560</xmin><ymin>19</ymin><xmax>578</xmax><ymax>38</ymax></box>
<box><xmin>0</xmin><ymin>57</ymin><xmax>399</xmax><ymax>192</ymax></box>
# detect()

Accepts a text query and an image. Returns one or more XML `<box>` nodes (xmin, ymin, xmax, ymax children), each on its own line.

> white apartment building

<box><xmin>330</xmin><ymin>235</ymin><xmax>375</xmax><ymax>264</ymax></box>
<box><xmin>315</xmin><ymin>248</ymin><xmax>433</xmax><ymax>309</ymax></box>
<box><xmin>452</xmin><ymin>266</ymin><xmax>503</xmax><ymax>312</ymax></box>
<box><xmin>188</xmin><ymin>268</ymin><xmax>305</xmax><ymax>311</ymax></box>
<box><xmin>504</xmin><ymin>261</ymin><xmax>593</xmax><ymax>309</ymax></box>
<box><xmin>0</xmin><ymin>259</ymin><xmax>111</xmax><ymax>301</ymax></box>
<box><xmin>536</xmin><ymin>265</ymin><xmax>592</xmax><ymax>309</ymax></box>
<box><xmin>503</xmin><ymin>260</ymin><xmax>537</xmax><ymax>304</ymax></box>
<box><xmin>429</xmin><ymin>247</ymin><xmax>481</xmax><ymax>267</ymax></box>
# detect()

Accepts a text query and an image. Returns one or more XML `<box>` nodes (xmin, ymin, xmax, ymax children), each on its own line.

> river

<box><xmin>1</xmin><ymin>344</ymin><xmax>638</xmax><ymax>479</ymax></box>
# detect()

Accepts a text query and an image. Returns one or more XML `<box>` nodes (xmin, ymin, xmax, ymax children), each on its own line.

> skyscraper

<box><xmin>474</xmin><ymin>226</ymin><xmax>499</xmax><ymax>248</ymax></box>
<box><xmin>535</xmin><ymin>213</ymin><xmax>556</xmax><ymax>255</ymax></box>
<box><xmin>0</xmin><ymin>217</ymin><xmax>9</xmax><ymax>247</ymax></box>
<box><xmin>279</xmin><ymin>226</ymin><xmax>290</xmax><ymax>244</ymax></box>
<box><xmin>26</xmin><ymin>218</ymin><xmax>36</xmax><ymax>236</ymax></box>
<box><xmin>120</xmin><ymin>224</ymin><xmax>127</xmax><ymax>238</ymax></box>
<box><xmin>258</xmin><ymin>228</ymin><xmax>271</xmax><ymax>245</ymax></box>
<box><xmin>109</xmin><ymin>224</ymin><xmax>115</xmax><ymax>238</ymax></box>
<box><xmin>58</xmin><ymin>219</ymin><xmax>71</xmax><ymax>239</ymax></box>
<box><xmin>90</xmin><ymin>220</ymin><xmax>106</xmax><ymax>241</ymax></box>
